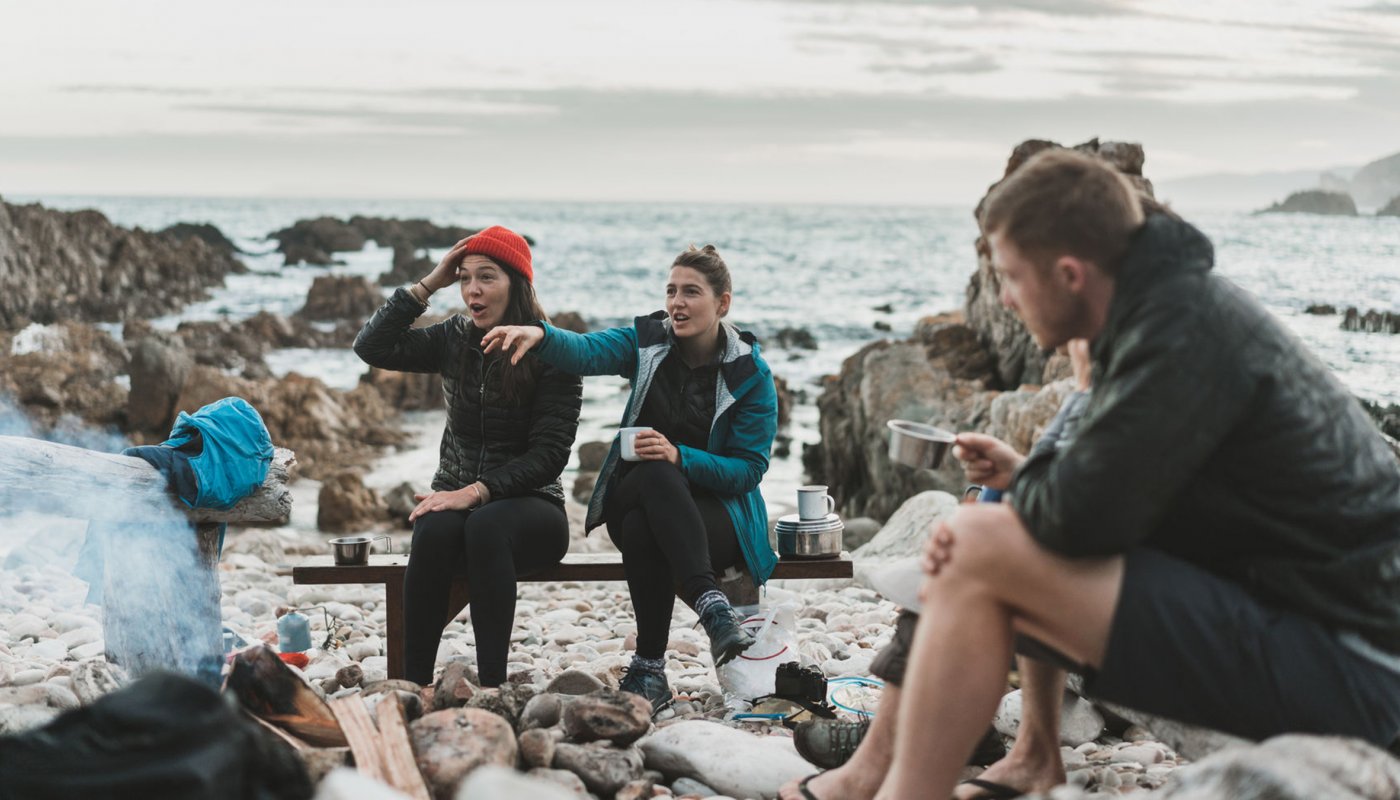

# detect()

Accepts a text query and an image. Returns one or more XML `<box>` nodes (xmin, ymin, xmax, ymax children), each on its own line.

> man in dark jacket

<box><xmin>873</xmin><ymin>150</ymin><xmax>1400</xmax><ymax>800</ymax></box>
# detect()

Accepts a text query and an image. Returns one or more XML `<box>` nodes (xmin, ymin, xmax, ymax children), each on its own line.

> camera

<box><xmin>774</xmin><ymin>661</ymin><xmax>828</xmax><ymax>705</ymax></box>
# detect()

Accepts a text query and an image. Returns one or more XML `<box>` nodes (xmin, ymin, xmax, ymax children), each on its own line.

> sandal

<box><xmin>796</xmin><ymin>774</ymin><xmax>824</xmax><ymax>800</ymax></box>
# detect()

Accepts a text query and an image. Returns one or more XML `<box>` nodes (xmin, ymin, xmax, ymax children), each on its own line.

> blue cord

<box><xmin>827</xmin><ymin>676</ymin><xmax>884</xmax><ymax>717</ymax></box>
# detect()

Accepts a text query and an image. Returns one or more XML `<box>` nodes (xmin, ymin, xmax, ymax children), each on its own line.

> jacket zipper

<box><xmin>477</xmin><ymin>356</ymin><xmax>498</xmax><ymax>479</ymax></box>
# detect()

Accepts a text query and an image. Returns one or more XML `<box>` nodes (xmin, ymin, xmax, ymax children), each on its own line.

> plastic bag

<box><xmin>716</xmin><ymin>602</ymin><xmax>801</xmax><ymax>702</ymax></box>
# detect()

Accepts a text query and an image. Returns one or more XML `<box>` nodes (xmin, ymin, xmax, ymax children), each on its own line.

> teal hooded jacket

<box><xmin>535</xmin><ymin>312</ymin><xmax>780</xmax><ymax>585</ymax></box>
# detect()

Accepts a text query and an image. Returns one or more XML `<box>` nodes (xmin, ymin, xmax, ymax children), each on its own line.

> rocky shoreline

<box><xmin>4</xmin><ymin>146</ymin><xmax>1400</xmax><ymax>797</ymax></box>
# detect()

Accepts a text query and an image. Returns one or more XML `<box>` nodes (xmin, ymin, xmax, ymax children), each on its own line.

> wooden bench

<box><xmin>292</xmin><ymin>552</ymin><xmax>854</xmax><ymax>680</ymax></box>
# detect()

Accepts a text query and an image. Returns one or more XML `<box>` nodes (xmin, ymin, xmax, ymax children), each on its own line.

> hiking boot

<box><xmin>793</xmin><ymin>718</ymin><xmax>871</xmax><ymax>769</ymax></box>
<box><xmin>618</xmin><ymin>666</ymin><xmax>673</xmax><ymax>716</ymax></box>
<box><xmin>698</xmin><ymin>602</ymin><xmax>755</xmax><ymax>667</ymax></box>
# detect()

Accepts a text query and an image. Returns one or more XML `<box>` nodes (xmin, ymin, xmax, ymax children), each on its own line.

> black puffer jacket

<box><xmin>354</xmin><ymin>289</ymin><xmax>582</xmax><ymax>505</ymax></box>
<box><xmin>1010</xmin><ymin>213</ymin><xmax>1400</xmax><ymax>653</ymax></box>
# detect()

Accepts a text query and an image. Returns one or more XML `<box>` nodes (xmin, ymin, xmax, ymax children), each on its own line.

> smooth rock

<box><xmin>552</xmin><ymin>741</ymin><xmax>645</xmax><ymax>796</ymax></box>
<box><xmin>455</xmin><ymin>765</ymin><xmax>577</xmax><ymax>800</ymax></box>
<box><xmin>615</xmin><ymin>779</ymin><xmax>656</xmax><ymax>800</ymax></box>
<box><xmin>642</xmin><ymin>721</ymin><xmax>811</xmax><ymax>800</ymax></box>
<box><xmin>525</xmin><ymin>768</ymin><xmax>591</xmax><ymax>798</ymax></box>
<box><xmin>994</xmin><ymin>689</ymin><xmax>1103</xmax><ymax>747</ymax></box>
<box><xmin>521</xmin><ymin>692</ymin><xmax>563</xmax><ymax>730</ymax></box>
<box><xmin>672</xmin><ymin>777</ymin><xmax>719</xmax><ymax>797</ymax></box>
<box><xmin>546</xmin><ymin>668</ymin><xmax>606</xmax><ymax>696</ymax></box>
<box><xmin>29</xmin><ymin>639</ymin><xmax>69</xmax><ymax>661</ymax></box>
<box><xmin>0</xmin><ymin>704</ymin><xmax>60</xmax><ymax>735</ymax></box>
<box><xmin>335</xmin><ymin>663</ymin><xmax>364</xmax><ymax>689</ymax></box>
<box><xmin>410</xmin><ymin>708</ymin><xmax>517</xmax><ymax>799</ymax></box>
<box><xmin>313</xmin><ymin>767</ymin><xmax>412</xmax><ymax>800</ymax></box>
<box><xmin>562</xmin><ymin>689</ymin><xmax>652</xmax><ymax>746</ymax></box>
<box><xmin>519</xmin><ymin>728</ymin><xmax>557</xmax><ymax>769</ymax></box>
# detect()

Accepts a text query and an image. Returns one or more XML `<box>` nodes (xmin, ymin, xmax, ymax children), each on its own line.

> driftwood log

<box><xmin>0</xmin><ymin>434</ymin><xmax>295</xmax><ymax>525</ymax></box>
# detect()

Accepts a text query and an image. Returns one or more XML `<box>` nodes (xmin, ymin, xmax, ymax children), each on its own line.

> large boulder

<box><xmin>1257</xmin><ymin>190</ymin><xmax>1359</xmax><ymax>216</ymax></box>
<box><xmin>126</xmin><ymin>332</ymin><xmax>193</xmax><ymax>434</ymax></box>
<box><xmin>379</xmin><ymin>243</ymin><xmax>435</xmax><ymax>287</ymax></box>
<box><xmin>640</xmin><ymin>720</ymin><xmax>812</xmax><ymax>800</ymax></box>
<box><xmin>361</xmin><ymin>367</ymin><xmax>443</xmax><ymax>411</ymax></box>
<box><xmin>272</xmin><ymin>217</ymin><xmax>366</xmax><ymax>265</ymax></box>
<box><xmin>0</xmin><ymin>322</ymin><xmax>129</xmax><ymax>431</ymax></box>
<box><xmin>0</xmin><ymin>198</ymin><xmax>245</xmax><ymax>331</ymax></box>
<box><xmin>158</xmin><ymin>222</ymin><xmax>240</xmax><ymax>255</ymax></box>
<box><xmin>1340</xmin><ymin>307</ymin><xmax>1400</xmax><ymax>335</ymax></box>
<box><xmin>965</xmin><ymin>138</ymin><xmax>1152</xmax><ymax>389</ymax></box>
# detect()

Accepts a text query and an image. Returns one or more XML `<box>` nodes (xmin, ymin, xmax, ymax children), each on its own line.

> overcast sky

<box><xmin>2</xmin><ymin>0</ymin><xmax>1398</xmax><ymax>204</ymax></box>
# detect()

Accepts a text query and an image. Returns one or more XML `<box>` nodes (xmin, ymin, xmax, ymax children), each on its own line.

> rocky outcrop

<box><xmin>966</xmin><ymin>138</ymin><xmax>1152</xmax><ymax>389</ymax></box>
<box><xmin>316</xmin><ymin>471</ymin><xmax>388</xmax><ymax>533</ymax></box>
<box><xmin>0</xmin><ymin>198</ymin><xmax>246</xmax><ymax>331</ymax></box>
<box><xmin>1257</xmin><ymin>190</ymin><xmax>1359</xmax><ymax>216</ymax></box>
<box><xmin>1341</xmin><ymin>307</ymin><xmax>1400</xmax><ymax>334</ymax></box>
<box><xmin>0</xmin><ymin>322</ymin><xmax>129</xmax><ymax>431</ymax></box>
<box><xmin>1379</xmin><ymin>195</ymin><xmax>1400</xmax><ymax>217</ymax></box>
<box><xmin>378</xmin><ymin>244</ymin><xmax>434</xmax><ymax>287</ymax></box>
<box><xmin>272</xmin><ymin>215</ymin><xmax>521</xmax><ymax>267</ymax></box>
<box><xmin>158</xmin><ymin>222</ymin><xmax>240</xmax><ymax>255</ymax></box>
<box><xmin>549</xmin><ymin>312</ymin><xmax>588</xmax><ymax>334</ymax></box>
<box><xmin>807</xmin><ymin>139</ymin><xmax>1143</xmax><ymax>521</ymax></box>
<box><xmin>296</xmin><ymin>276</ymin><xmax>384</xmax><ymax>322</ymax></box>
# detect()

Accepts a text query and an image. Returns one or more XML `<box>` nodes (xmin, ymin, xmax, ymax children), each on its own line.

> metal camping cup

<box><xmin>329</xmin><ymin>535</ymin><xmax>392</xmax><ymax>566</ymax></box>
<box><xmin>618</xmin><ymin>426</ymin><xmax>654</xmax><ymax>462</ymax></box>
<box><xmin>797</xmin><ymin>485</ymin><xmax>836</xmax><ymax>520</ymax></box>
<box><xmin>887</xmin><ymin>420</ymin><xmax>956</xmax><ymax>470</ymax></box>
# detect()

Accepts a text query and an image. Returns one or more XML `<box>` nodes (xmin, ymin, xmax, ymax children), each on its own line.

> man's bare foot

<box><xmin>778</xmin><ymin>759</ymin><xmax>887</xmax><ymax>800</ymax></box>
<box><xmin>951</xmin><ymin>750</ymin><xmax>1067</xmax><ymax>799</ymax></box>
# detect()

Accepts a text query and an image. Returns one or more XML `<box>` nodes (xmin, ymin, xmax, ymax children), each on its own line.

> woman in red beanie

<box><xmin>354</xmin><ymin>225</ymin><xmax>582</xmax><ymax>687</ymax></box>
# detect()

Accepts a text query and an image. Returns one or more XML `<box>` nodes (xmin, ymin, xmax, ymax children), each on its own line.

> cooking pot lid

<box><xmin>775</xmin><ymin>513</ymin><xmax>844</xmax><ymax>533</ymax></box>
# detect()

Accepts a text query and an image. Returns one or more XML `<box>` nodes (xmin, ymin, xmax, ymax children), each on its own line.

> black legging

<box><xmin>603</xmin><ymin>461</ymin><xmax>742</xmax><ymax>660</ymax></box>
<box><xmin>403</xmin><ymin>496</ymin><xmax>569</xmax><ymax>687</ymax></box>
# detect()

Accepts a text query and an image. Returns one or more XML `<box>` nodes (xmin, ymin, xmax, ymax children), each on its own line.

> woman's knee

<box><xmin>624</xmin><ymin>460</ymin><xmax>688</xmax><ymax>494</ymax></box>
<box><xmin>411</xmin><ymin>510</ymin><xmax>467</xmax><ymax>553</ymax></box>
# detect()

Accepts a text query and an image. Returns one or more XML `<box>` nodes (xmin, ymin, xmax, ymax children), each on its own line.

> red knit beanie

<box><xmin>463</xmin><ymin>225</ymin><xmax>533</xmax><ymax>284</ymax></box>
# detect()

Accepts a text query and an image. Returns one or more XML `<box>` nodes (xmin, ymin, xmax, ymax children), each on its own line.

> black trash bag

<box><xmin>0</xmin><ymin>671</ymin><xmax>313</xmax><ymax>800</ymax></box>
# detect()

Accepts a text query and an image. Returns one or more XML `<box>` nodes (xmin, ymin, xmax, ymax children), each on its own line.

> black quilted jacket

<box><xmin>1011</xmin><ymin>213</ymin><xmax>1400</xmax><ymax>654</ymax></box>
<box><xmin>353</xmin><ymin>289</ymin><xmax>582</xmax><ymax>505</ymax></box>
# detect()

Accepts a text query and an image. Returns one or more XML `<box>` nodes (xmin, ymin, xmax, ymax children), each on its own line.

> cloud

<box><xmin>766</xmin><ymin>0</ymin><xmax>1132</xmax><ymax>16</ymax></box>
<box><xmin>870</xmin><ymin>54</ymin><xmax>1000</xmax><ymax>76</ymax></box>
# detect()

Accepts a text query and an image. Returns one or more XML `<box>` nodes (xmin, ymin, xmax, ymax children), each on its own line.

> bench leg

<box><xmin>385</xmin><ymin>574</ymin><xmax>405</xmax><ymax>681</ymax></box>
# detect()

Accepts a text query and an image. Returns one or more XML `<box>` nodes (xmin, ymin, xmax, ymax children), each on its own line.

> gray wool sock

<box><xmin>693</xmin><ymin>589</ymin><xmax>730</xmax><ymax>619</ymax></box>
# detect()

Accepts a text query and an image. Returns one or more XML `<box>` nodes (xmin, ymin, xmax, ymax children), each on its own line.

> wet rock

<box><xmin>335</xmin><ymin>663</ymin><xmax>363</xmax><ymax>689</ymax></box>
<box><xmin>272</xmin><ymin>217</ymin><xmax>366</xmax><ymax>265</ymax></box>
<box><xmin>297</xmin><ymin>275</ymin><xmax>384</xmax><ymax>322</ymax></box>
<box><xmin>561</xmin><ymin>689</ymin><xmax>651</xmax><ymax>745</ymax></box>
<box><xmin>550</xmin><ymin>311</ymin><xmax>589</xmax><ymax>334</ymax></box>
<box><xmin>552</xmin><ymin>741</ymin><xmax>645</xmax><ymax>796</ymax></box>
<box><xmin>458</xmin><ymin>765</ymin><xmax>578</xmax><ymax>800</ymax></box>
<box><xmin>642</xmin><ymin>721</ymin><xmax>811</xmax><ymax>800</ymax></box>
<box><xmin>158</xmin><ymin>222</ymin><xmax>240</xmax><ymax>255</ymax></box>
<box><xmin>433</xmin><ymin>660</ymin><xmax>479</xmax><ymax>710</ymax></box>
<box><xmin>379</xmin><ymin>243</ymin><xmax>434</xmax><ymax>287</ymax></box>
<box><xmin>1257</xmin><ymin>190</ymin><xmax>1359</xmax><ymax>216</ymax></box>
<box><xmin>1341</xmin><ymin>307</ymin><xmax>1400</xmax><ymax>334</ymax></box>
<box><xmin>995</xmin><ymin>689</ymin><xmax>1103</xmax><ymax>747</ymax></box>
<box><xmin>316</xmin><ymin>471</ymin><xmax>388</xmax><ymax>533</ymax></box>
<box><xmin>1305</xmin><ymin>303</ymin><xmax>1337</xmax><ymax>315</ymax></box>
<box><xmin>410</xmin><ymin>707</ymin><xmax>517</xmax><ymax>798</ymax></box>
<box><xmin>519</xmin><ymin>727</ymin><xmax>558</xmax><ymax>768</ymax></box>
<box><xmin>126</xmin><ymin>333</ymin><xmax>192</xmax><ymax>434</ymax></box>
<box><xmin>576</xmin><ymin>442</ymin><xmax>611</xmax><ymax>473</ymax></box>
<box><xmin>546</xmin><ymin>668</ymin><xmax>606</xmax><ymax>696</ymax></box>
<box><xmin>384</xmin><ymin>482</ymin><xmax>419</xmax><ymax>529</ymax></box>
<box><xmin>362</xmin><ymin>367</ymin><xmax>444</xmax><ymax>411</ymax></box>
<box><xmin>521</xmin><ymin>692</ymin><xmax>563</xmax><ymax>730</ymax></box>
<box><xmin>774</xmin><ymin>327</ymin><xmax>818</xmax><ymax>350</ymax></box>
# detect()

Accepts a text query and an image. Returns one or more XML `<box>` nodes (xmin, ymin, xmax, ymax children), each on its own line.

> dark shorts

<box><xmin>870</xmin><ymin>548</ymin><xmax>1400</xmax><ymax>747</ymax></box>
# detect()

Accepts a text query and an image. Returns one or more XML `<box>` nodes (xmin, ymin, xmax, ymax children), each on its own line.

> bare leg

<box><xmin>778</xmin><ymin>684</ymin><xmax>902</xmax><ymax>800</ymax></box>
<box><xmin>953</xmin><ymin>657</ymin><xmax>1067</xmax><ymax>798</ymax></box>
<box><xmin>875</xmin><ymin>504</ymin><xmax>1123</xmax><ymax>799</ymax></box>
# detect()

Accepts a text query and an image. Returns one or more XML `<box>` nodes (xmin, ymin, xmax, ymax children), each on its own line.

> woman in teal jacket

<box><xmin>484</xmin><ymin>244</ymin><xmax>779</xmax><ymax>713</ymax></box>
